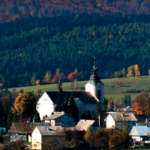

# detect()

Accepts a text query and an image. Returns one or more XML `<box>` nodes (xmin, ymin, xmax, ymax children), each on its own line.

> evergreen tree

<box><xmin>63</xmin><ymin>94</ymin><xmax>69</xmax><ymax>113</ymax></box>
<box><xmin>85</xmin><ymin>110</ymin><xmax>91</xmax><ymax>119</ymax></box>
<box><xmin>7</xmin><ymin>110</ymin><xmax>13</xmax><ymax>127</ymax></box>
<box><xmin>69</xmin><ymin>93</ymin><xmax>79</xmax><ymax>123</ymax></box>
<box><xmin>55</xmin><ymin>95</ymin><xmax>62</xmax><ymax>111</ymax></box>
<box><xmin>34</xmin><ymin>111</ymin><xmax>41</xmax><ymax>122</ymax></box>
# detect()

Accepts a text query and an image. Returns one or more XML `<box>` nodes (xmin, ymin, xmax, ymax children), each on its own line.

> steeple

<box><xmin>85</xmin><ymin>58</ymin><xmax>104</xmax><ymax>106</ymax></box>
<box><xmin>58</xmin><ymin>77</ymin><xmax>63</xmax><ymax>94</ymax></box>
<box><xmin>88</xmin><ymin>58</ymin><xmax>103</xmax><ymax>86</ymax></box>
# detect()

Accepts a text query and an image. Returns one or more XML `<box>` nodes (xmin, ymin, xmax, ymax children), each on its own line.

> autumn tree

<box><xmin>127</xmin><ymin>65</ymin><xmax>135</xmax><ymax>77</ymax></box>
<box><xmin>134</xmin><ymin>64</ymin><xmax>140</xmax><ymax>77</ymax></box>
<box><xmin>132</xmin><ymin>91</ymin><xmax>150</xmax><ymax>115</ymax></box>
<box><xmin>12</xmin><ymin>92</ymin><xmax>37</xmax><ymax>121</ymax></box>
<box><xmin>51</xmin><ymin>75</ymin><xmax>58</xmax><ymax>83</ymax></box>
<box><xmin>95</xmin><ymin>128</ymin><xmax>108</xmax><ymax>149</ymax></box>
<box><xmin>84</xmin><ymin>125</ymin><xmax>95</xmax><ymax>147</ymax></box>
<box><xmin>109</xmin><ymin>132</ymin><xmax>129</xmax><ymax>149</ymax></box>
<box><xmin>43</xmin><ymin>71</ymin><xmax>51</xmax><ymax>83</ymax></box>
<box><xmin>30</xmin><ymin>75</ymin><xmax>36</xmax><ymax>86</ymax></box>
<box><xmin>35</xmin><ymin>80</ymin><xmax>40</xmax><ymax>86</ymax></box>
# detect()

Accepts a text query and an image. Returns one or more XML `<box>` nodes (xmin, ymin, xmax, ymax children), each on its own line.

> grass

<box><xmin>8</xmin><ymin>76</ymin><xmax>150</xmax><ymax>103</ymax></box>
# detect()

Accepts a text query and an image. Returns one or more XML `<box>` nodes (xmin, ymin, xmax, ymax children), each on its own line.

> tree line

<box><xmin>1</xmin><ymin>0</ymin><xmax>150</xmax><ymax>23</ymax></box>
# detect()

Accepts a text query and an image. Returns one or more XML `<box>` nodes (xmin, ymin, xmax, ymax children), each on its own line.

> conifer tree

<box><xmin>7</xmin><ymin>110</ymin><xmax>13</xmax><ymax>127</ymax></box>
<box><xmin>69</xmin><ymin>93</ymin><xmax>79</xmax><ymax>123</ymax></box>
<box><xmin>55</xmin><ymin>95</ymin><xmax>62</xmax><ymax>111</ymax></box>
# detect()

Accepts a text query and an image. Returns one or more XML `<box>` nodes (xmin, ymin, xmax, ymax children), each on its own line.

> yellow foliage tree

<box><xmin>11</xmin><ymin>93</ymin><xmax>25</xmax><ymax>116</ymax></box>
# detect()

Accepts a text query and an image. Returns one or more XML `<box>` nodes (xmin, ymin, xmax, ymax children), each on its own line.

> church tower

<box><xmin>85</xmin><ymin>60</ymin><xmax>104</xmax><ymax>107</ymax></box>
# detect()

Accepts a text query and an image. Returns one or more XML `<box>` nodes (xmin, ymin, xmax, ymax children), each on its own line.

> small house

<box><xmin>44</xmin><ymin>112</ymin><xmax>75</xmax><ymax>127</ymax></box>
<box><xmin>32</xmin><ymin>126</ymin><xmax>65</xmax><ymax>150</ymax></box>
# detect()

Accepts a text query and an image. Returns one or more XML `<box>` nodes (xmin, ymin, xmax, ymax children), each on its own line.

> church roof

<box><xmin>46</xmin><ymin>91</ymin><xmax>98</xmax><ymax>104</ymax></box>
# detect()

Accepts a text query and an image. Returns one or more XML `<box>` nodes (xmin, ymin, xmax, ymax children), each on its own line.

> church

<box><xmin>36</xmin><ymin>61</ymin><xmax>105</xmax><ymax>121</ymax></box>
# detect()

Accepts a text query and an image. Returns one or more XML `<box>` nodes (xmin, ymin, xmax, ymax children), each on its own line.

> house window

<box><xmin>54</xmin><ymin>137</ymin><xmax>58</xmax><ymax>141</ymax></box>
<box><xmin>98</xmin><ymin>90</ymin><xmax>101</xmax><ymax>100</ymax></box>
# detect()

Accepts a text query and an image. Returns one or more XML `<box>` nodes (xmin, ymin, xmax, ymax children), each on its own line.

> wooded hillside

<box><xmin>1</xmin><ymin>0</ymin><xmax>150</xmax><ymax>23</ymax></box>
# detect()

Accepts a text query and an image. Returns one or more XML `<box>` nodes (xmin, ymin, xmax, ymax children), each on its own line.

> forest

<box><xmin>1</xmin><ymin>0</ymin><xmax>150</xmax><ymax>23</ymax></box>
<box><xmin>1</xmin><ymin>13</ymin><xmax>150</xmax><ymax>88</ymax></box>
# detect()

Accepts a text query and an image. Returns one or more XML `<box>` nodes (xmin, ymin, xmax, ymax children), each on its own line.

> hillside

<box><xmin>8</xmin><ymin>76</ymin><xmax>150</xmax><ymax>103</ymax></box>
<box><xmin>1</xmin><ymin>0</ymin><xmax>150</xmax><ymax>23</ymax></box>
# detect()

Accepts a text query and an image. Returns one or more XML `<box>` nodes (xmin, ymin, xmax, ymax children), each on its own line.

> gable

<box><xmin>37</xmin><ymin>92</ymin><xmax>54</xmax><ymax>105</ymax></box>
<box><xmin>32</xmin><ymin>127</ymin><xmax>41</xmax><ymax>136</ymax></box>
<box><xmin>129</xmin><ymin>127</ymin><xmax>139</xmax><ymax>136</ymax></box>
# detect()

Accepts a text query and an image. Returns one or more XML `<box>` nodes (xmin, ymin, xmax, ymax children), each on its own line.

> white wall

<box><xmin>36</xmin><ymin>92</ymin><xmax>55</xmax><ymax>120</ymax></box>
<box><xmin>32</xmin><ymin>127</ymin><xmax>42</xmax><ymax>150</ymax></box>
<box><xmin>85</xmin><ymin>83</ymin><xmax>96</xmax><ymax>97</ymax></box>
<box><xmin>106</xmin><ymin>114</ymin><xmax>115</xmax><ymax>128</ymax></box>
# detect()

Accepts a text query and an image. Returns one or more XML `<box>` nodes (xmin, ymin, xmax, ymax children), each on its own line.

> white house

<box><xmin>44</xmin><ymin>112</ymin><xmax>75</xmax><ymax>127</ymax></box>
<box><xmin>32</xmin><ymin>126</ymin><xmax>65</xmax><ymax>150</ymax></box>
<box><xmin>105</xmin><ymin>112</ymin><xmax>137</xmax><ymax>130</ymax></box>
<box><xmin>129</xmin><ymin>126</ymin><xmax>150</xmax><ymax>142</ymax></box>
<box><xmin>36</xmin><ymin>61</ymin><xmax>105</xmax><ymax>120</ymax></box>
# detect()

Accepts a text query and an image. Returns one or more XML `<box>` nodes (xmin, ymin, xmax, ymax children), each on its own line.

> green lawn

<box><xmin>8</xmin><ymin>76</ymin><xmax>150</xmax><ymax>103</ymax></box>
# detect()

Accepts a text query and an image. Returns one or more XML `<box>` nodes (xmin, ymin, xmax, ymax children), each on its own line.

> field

<box><xmin>8</xmin><ymin>76</ymin><xmax>150</xmax><ymax>104</ymax></box>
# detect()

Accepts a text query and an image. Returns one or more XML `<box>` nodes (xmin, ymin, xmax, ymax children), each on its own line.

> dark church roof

<box><xmin>46</xmin><ymin>91</ymin><xmax>99</xmax><ymax>104</ymax></box>
<box><xmin>88</xmin><ymin>61</ymin><xmax>104</xmax><ymax>85</ymax></box>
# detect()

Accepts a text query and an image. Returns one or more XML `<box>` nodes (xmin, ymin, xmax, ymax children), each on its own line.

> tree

<box><xmin>43</xmin><ymin>71</ymin><xmax>51</xmax><ymax>83</ymax></box>
<box><xmin>69</xmin><ymin>94</ymin><xmax>79</xmax><ymax>123</ymax></box>
<box><xmin>95</xmin><ymin>128</ymin><xmax>108</xmax><ymax>149</ymax></box>
<box><xmin>121</xmin><ymin>68</ymin><xmax>126</xmax><ymax>77</ymax></box>
<box><xmin>127</xmin><ymin>65</ymin><xmax>135</xmax><ymax>77</ymax></box>
<box><xmin>132</xmin><ymin>91</ymin><xmax>150</xmax><ymax>115</ymax></box>
<box><xmin>84</xmin><ymin>125</ymin><xmax>95</xmax><ymax>147</ymax></box>
<box><xmin>67</xmin><ymin>72</ymin><xmax>74</xmax><ymax>82</ymax></box>
<box><xmin>11</xmin><ymin>92</ymin><xmax>37</xmax><ymax>121</ymax></box>
<box><xmin>30</xmin><ymin>75</ymin><xmax>36</xmax><ymax>86</ymax></box>
<box><xmin>55</xmin><ymin>95</ymin><xmax>63</xmax><ymax>111</ymax></box>
<box><xmin>134</xmin><ymin>64</ymin><xmax>140</xmax><ymax>77</ymax></box>
<box><xmin>35</xmin><ymin>80</ymin><xmax>40</xmax><ymax>86</ymax></box>
<box><xmin>34</xmin><ymin>111</ymin><xmax>41</xmax><ymax>122</ymax></box>
<box><xmin>122</xmin><ymin>95</ymin><xmax>131</xmax><ymax>106</ymax></box>
<box><xmin>7</xmin><ymin>110</ymin><xmax>13</xmax><ymax>127</ymax></box>
<box><xmin>85</xmin><ymin>110</ymin><xmax>91</xmax><ymax>119</ymax></box>
<box><xmin>109</xmin><ymin>132</ymin><xmax>129</xmax><ymax>149</ymax></box>
<box><xmin>63</xmin><ymin>94</ymin><xmax>69</xmax><ymax>113</ymax></box>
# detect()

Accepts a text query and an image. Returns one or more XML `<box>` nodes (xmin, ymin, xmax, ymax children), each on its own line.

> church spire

<box><xmin>58</xmin><ymin>77</ymin><xmax>63</xmax><ymax>94</ymax></box>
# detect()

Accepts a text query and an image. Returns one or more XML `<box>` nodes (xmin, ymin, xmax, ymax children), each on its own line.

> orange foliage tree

<box><xmin>67</xmin><ymin>72</ymin><xmax>75</xmax><ymax>82</ymax></box>
<box><xmin>51</xmin><ymin>75</ymin><xmax>59</xmax><ymax>83</ymax></box>
<box><xmin>134</xmin><ymin>64</ymin><xmax>140</xmax><ymax>77</ymax></box>
<box><xmin>113</xmin><ymin>100</ymin><xmax>117</xmax><ymax>106</ymax></box>
<box><xmin>132</xmin><ymin>91</ymin><xmax>150</xmax><ymax>115</ymax></box>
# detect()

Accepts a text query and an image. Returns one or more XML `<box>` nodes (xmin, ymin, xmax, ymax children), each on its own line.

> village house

<box><xmin>105</xmin><ymin>112</ymin><xmax>137</xmax><ymax>130</ymax></box>
<box><xmin>44</xmin><ymin>111</ymin><xmax>75</xmax><ymax>127</ymax></box>
<box><xmin>36</xmin><ymin>61</ymin><xmax>105</xmax><ymax>120</ymax></box>
<box><xmin>129</xmin><ymin>126</ymin><xmax>150</xmax><ymax>143</ymax></box>
<box><xmin>32</xmin><ymin>126</ymin><xmax>65</xmax><ymax>150</ymax></box>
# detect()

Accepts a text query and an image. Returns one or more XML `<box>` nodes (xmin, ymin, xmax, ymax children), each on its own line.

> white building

<box><xmin>36</xmin><ymin>61</ymin><xmax>105</xmax><ymax>120</ymax></box>
<box><xmin>105</xmin><ymin>112</ymin><xmax>137</xmax><ymax>130</ymax></box>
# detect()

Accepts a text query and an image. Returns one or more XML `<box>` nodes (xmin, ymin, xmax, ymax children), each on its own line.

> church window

<box><xmin>98</xmin><ymin>90</ymin><xmax>101</xmax><ymax>100</ymax></box>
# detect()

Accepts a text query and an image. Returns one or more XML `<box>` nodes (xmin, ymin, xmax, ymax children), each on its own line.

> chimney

<box><xmin>121</xmin><ymin>111</ymin><xmax>125</xmax><ymax>117</ymax></box>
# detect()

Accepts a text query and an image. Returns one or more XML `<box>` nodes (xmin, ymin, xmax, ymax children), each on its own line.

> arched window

<box><xmin>98</xmin><ymin>90</ymin><xmax>101</xmax><ymax>100</ymax></box>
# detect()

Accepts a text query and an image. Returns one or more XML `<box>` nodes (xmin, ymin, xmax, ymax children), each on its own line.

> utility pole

<box><xmin>98</xmin><ymin>115</ymin><xmax>100</xmax><ymax>127</ymax></box>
